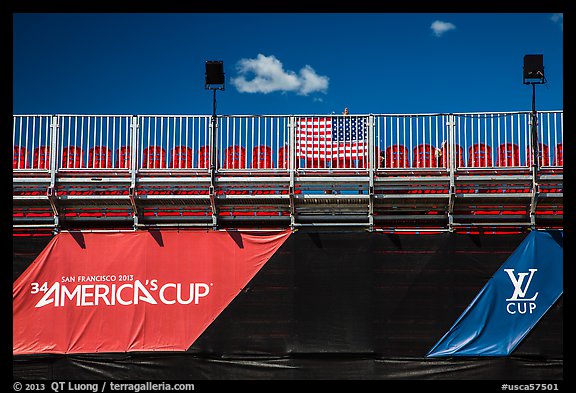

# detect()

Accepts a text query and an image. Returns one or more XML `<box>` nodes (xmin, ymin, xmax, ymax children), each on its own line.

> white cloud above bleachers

<box><xmin>431</xmin><ymin>20</ymin><xmax>456</xmax><ymax>38</ymax></box>
<box><xmin>231</xmin><ymin>54</ymin><xmax>329</xmax><ymax>96</ymax></box>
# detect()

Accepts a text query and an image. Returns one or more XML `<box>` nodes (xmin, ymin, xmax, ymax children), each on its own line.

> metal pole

<box><xmin>288</xmin><ymin>116</ymin><xmax>296</xmax><ymax>229</ymax></box>
<box><xmin>529</xmin><ymin>83</ymin><xmax>539</xmax><ymax>228</ymax></box>
<box><xmin>49</xmin><ymin>115</ymin><xmax>60</xmax><ymax>232</ymax></box>
<box><xmin>130</xmin><ymin>116</ymin><xmax>139</xmax><ymax>230</ymax></box>
<box><xmin>210</xmin><ymin>88</ymin><xmax>218</xmax><ymax>230</ymax></box>
<box><xmin>447</xmin><ymin>114</ymin><xmax>456</xmax><ymax>232</ymax></box>
<box><xmin>531</xmin><ymin>83</ymin><xmax>538</xmax><ymax>171</ymax></box>
<box><xmin>368</xmin><ymin>115</ymin><xmax>374</xmax><ymax>231</ymax></box>
<box><xmin>211</xmin><ymin>88</ymin><xmax>217</xmax><ymax>175</ymax></box>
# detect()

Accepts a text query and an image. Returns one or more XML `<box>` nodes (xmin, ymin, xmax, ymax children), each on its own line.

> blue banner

<box><xmin>427</xmin><ymin>230</ymin><xmax>563</xmax><ymax>357</ymax></box>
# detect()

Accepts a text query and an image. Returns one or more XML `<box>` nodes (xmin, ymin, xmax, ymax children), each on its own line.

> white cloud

<box><xmin>550</xmin><ymin>13</ymin><xmax>563</xmax><ymax>30</ymax></box>
<box><xmin>431</xmin><ymin>20</ymin><xmax>456</xmax><ymax>37</ymax></box>
<box><xmin>231</xmin><ymin>54</ymin><xmax>329</xmax><ymax>96</ymax></box>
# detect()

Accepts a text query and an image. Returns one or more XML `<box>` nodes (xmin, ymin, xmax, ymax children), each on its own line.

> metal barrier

<box><xmin>13</xmin><ymin>115</ymin><xmax>53</xmax><ymax>170</ymax></box>
<box><xmin>57</xmin><ymin>115</ymin><xmax>133</xmax><ymax>170</ymax></box>
<box><xmin>453</xmin><ymin>111</ymin><xmax>563</xmax><ymax>169</ymax></box>
<box><xmin>374</xmin><ymin>114</ymin><xmax>449</xmax><ymax>169</ymax></box>
<box><xmin>535</xmin><ymin>111</ymin><xmax>563</xmax><ymax>167</ymax></box>
<box><xmin>13</xmin><ymin>111</ymin><xmax>563</xmax><ymax>173</ymax></box>
<box><xmin>137</xmin><ymin>115</ymin><xmax>211</xmax><ymax>170</ymax></box>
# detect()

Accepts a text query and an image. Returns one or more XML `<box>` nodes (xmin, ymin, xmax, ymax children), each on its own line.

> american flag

<box><xmin>296</xmin><ymin>116</ymin><xmax>368</xmax><ymax>160</ymax></box>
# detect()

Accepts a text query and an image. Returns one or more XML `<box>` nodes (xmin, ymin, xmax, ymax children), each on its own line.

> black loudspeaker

<box><xmin>523</xmin><ymin>55</ymin><xmax>544</xmax><ymax>82</ymax></box>
<box><xmin>205</xmin><ymin>61</ymin><xmax>225</xmax><ymax>86</ymax></box>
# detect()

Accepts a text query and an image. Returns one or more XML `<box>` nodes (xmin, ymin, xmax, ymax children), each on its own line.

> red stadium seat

<box><xmin>468</xmin><ymin>143</ymin><xmax>492</xmax><ymax>167</ymax></box>
<box><xmin>142</xmin><ymin>146</ymin><xmax>166</xmax><ymax>169</ymax></box>
<box><xmin>62</xmin><ymin>146</ymin><xmax>85</xmax><ymax>168</ymax></box>
<box><xmin>384</xmin><ymin>145</ymin><xmax>409</xmax><ymax>168</ymax></box>
<box><xmin>224</xmin><ymin>145</ymin><xmax>246</xmax><ymax>169</ymax></box>
<box><xmin>526</xmin><ymin>143</ymin><xmax>550</xmax><ymax>167</ymax></box>
<box><xmin>413</xmin><ymin>143</ymin><xmax>437</xmax><ymax>168</ymax></box>
<box><xmin>496</xmin><ymin>143</ymin><xmax>520</xmax><ymax>167</ymax></box>
<box><xmin>33</xmin><ymin>146</ymin><xmax>50</xmax><ymax>170</ymax></box>
<box><xmin>170</xmin><ymin>146</ymin><xmax>193</xmax><ymax>169</ymax></box>
<box><xmin>440</xmin><ymin>143</ymin><xmax>464</xmax><ymax>168</ymax></box>
<box><xmin>252</xmin><ymin>145</ymin><xmax>273</xmax><ymax>169</ymax></box>
<box><xmin>278</xmin><ymin>145</ymin><xmax>289</xmax><ymax>169</ymax></box>
<box><xmin>197</xmin><ymin>146</ymin><xmax>211</xmax><ymax>169</ymax></box>
<box><xmin>553</xmin><ymin>143</ymin><xmax>563</xmax><ymax>166</ymax></box>
<box><xmin>13</xmin><ymin>146</ymin><xmax>29</xmax><ymax>169</ymax></box>
<box><xmin>375</xmin><ymin>147</ymin><xmax>383</xmax><ymax>169</ymax></box>
<box><xmin>88</xmin><ymin>146</ymin><xmax>112</xmax><ymax>168</ymax></box>
<box><xmin>116</xmin><ymin>146</ymin><xmax>131</xmax><ymax>169</ymax></box>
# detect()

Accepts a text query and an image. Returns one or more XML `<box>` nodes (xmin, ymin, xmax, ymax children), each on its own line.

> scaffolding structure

<box><xmin>13</xmin><ymin>111</ymin><xmax>563</xmax><ymax>233</ymax></box>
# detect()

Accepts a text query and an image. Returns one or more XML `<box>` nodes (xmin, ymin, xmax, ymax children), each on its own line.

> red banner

<box><xmin>13</xmin><ymin>230</ymin><xmax>291</xmax><ymax>355</ymax></box>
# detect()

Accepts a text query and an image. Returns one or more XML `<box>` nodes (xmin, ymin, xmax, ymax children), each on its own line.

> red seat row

<box><xmin>12</xmin><ymin>146</ymin><xmax>120</xmax><ymax>170</ymax></box>
<box><xmin>12</xmin><ymin>145</ymin><xmax>292</xmax><ymax>170</ymax></box>
<box><xmin>144</xmin><ymin>145</ymin><xmax>291</xmax><ymax>169</ymax></box>
<box><xmin>377</xmin><ymin>142</ymin><xmax>562</xmax><ymax>168</ymax></box>
<box><xmin>13</xmin><ymin>142</ymin><xmax>563</xmax><ymax>170</ymax></box>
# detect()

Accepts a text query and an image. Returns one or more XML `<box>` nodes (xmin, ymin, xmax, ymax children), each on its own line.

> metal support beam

<box><xmin>289</xmin><ymin>116</ymin><xmax>296</xmax><ymax>229</ymax></box>
<box><xmin>129</xmin><ymin>186</ymin><xmax>138</xmax><ymax>229</ymax></box>
<box><xmin>130</xmin><ymin>116</ymin><xmax>139</xmax><ymax>230</ymax></box>
<box><xmin>47</xmin><ymin>185</ymin><xmax>59</xmax><ymax>229</ymax></box>
<box><xmin>447</xmin><ymin>115</ymin><xmax>456</xmax><ymax>231</ymax></box>
<box><xmin>448</xmin><ymin>185</ymin><xmax>455</xmax><ymax>231</ymax></box>
<box><xmin>529</xmin><ymin>84</ymin><xmax>539</xmax><ymax>229</ymax></box>
<box><xmin>209</xmin><ymin>99</ymin><xmax>219</xmax><ymax>230</ymax></box>
<box><xmin>368</xmin><ymin>115</ymin><xmax>375</xmax><ymax>231</ymax></box>
<box><xmin>530</xmin><ymin>177</ymin><xmax>539</xmax><ymax>227</ymax></box>
<box><xmin>209</xmin><ymin>186</ymin><xmax>218</xmax><ymax>229</ymax></box>
<box><xmin>49</xmin><ymin>115</ymin><xmax>60</xmax><ymax>231</ymax></box>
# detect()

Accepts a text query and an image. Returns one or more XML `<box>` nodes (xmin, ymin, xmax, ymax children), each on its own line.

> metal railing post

<box><xmin>209</xmin><ymin>110</ymin><xmax>218</xmax><ymax>230</ymax></box>
<box><xmin>368</xmin><ymin>114</ymin><xmax>375</xmax><ymax>231</ymax></box>
<box><xmin>48</xmin><ymin>115</ymin><xmax>60</xmax><ymax>231</ymax></box>
<box><xmin>447</xmin><ymin>114</ymin><xmax>456</xmax><ymax>231</ymax></box>
<box><xmin>129</xmin><ymin>116</ymin><xmax>139</xmax><ymax>230</ymax></box>
<box><xmin>289</xmin><ymin>116</ymin><xmax>296</xmax><ymax>229</ymax></box>
<box><xmin>529</xmin><ymin>105</ymin><xmax>539</xmax><ymax>228</ymax></box>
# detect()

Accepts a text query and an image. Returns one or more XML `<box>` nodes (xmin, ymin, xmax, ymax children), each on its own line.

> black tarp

<box><xmin>12</xmin><ymin>231</ymin><xmax>563</xmax><ymax>379</ymax></box>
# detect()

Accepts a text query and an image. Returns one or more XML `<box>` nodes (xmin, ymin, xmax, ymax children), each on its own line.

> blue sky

<box><xmin>13</xmin><ymin>13</ymin><xmax>563</xmax><ymax>116</ymax></box>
